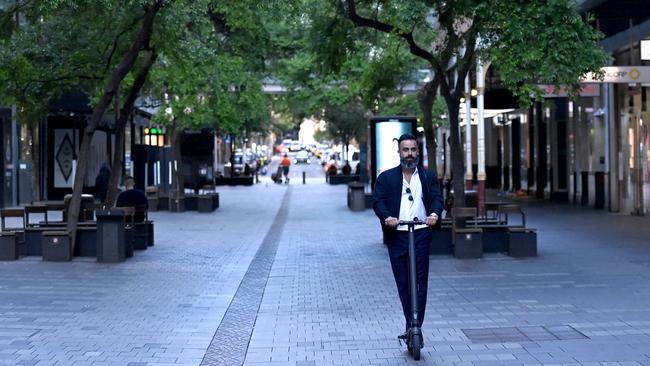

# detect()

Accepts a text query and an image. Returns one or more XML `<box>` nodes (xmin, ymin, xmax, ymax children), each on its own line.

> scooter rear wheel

<box><xmin>411</xmin><ymin>336</ymin><xmax>421</xmax><ymax>360</ymax></box>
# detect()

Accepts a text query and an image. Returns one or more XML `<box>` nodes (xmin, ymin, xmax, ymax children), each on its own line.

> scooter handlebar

<box><xmin>398</xmin><ymin>219</ymin><xmax>426</xmax><ymax>226</ymax></box>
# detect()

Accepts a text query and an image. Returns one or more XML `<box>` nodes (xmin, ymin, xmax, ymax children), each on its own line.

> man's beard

<box><xmin>400</xmin><ymin>155</ymin><xmax>419</xmax><ymax>169</ymax></box>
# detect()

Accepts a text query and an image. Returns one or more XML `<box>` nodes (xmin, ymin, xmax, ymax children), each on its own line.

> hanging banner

<box><xmin>641</xmin><ymin>40</ymin><xmax>650</xmax><ymax>61</ymax></box>
<box><xmin>54</xmin><ymin>129</ymin><xmax>76</xmax><ymax>188</ymax></box>
<box><xmin>582</xmin><ymin>66</ymin><xmax>650</xmax><ymax>83</ymax></box>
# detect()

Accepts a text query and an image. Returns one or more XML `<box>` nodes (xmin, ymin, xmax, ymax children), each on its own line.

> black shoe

<box><xmin>397</xmin><ymin>331</ymin><xmax>408</xmax><ymax>340</ymax></box>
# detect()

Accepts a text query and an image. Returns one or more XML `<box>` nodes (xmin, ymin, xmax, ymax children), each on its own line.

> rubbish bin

<box><xmin>96</xmin><ymin>209</ymin><xmax>126</xmax><ymax>263</ymax></box>
<box><xmin>347</xmin><ymin>182</ymin><xmax>366</xmax><ymax>212</ymax></box>
<box><xmin>63</xmin><ymin>194</ymin><xmax>95</xmax><ymax>222</ymax></box>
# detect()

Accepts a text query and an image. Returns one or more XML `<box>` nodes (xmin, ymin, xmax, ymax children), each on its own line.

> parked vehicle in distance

<box><xmin>226</xmin><ymin>151</ymin><xmax>257</xmax><ymax>176</ymax></box>
<box><xmin>289</xmin><ymin>141</ymin><xmax>302</xmax><ymax>152</ymax></box>
<box><xmin>294</xmin><ymin>150</ymin><xmax>310</xmax><ymax>164</ymax></box>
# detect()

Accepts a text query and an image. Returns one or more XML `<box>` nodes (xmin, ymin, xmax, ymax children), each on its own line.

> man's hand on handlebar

<box><xmin>425</xmin><ymin>214</ymin><xmax>438</xmax><ymax>226</ymax></box>
<box><xmin>387</xmin><ymin>215</ymin><xmax>438</xmax><ymax>227</ymax></box>
<box><xmin>384</xmin><ymin>216</ymin><xmax>399</xmax><ymax>228</ymax></box>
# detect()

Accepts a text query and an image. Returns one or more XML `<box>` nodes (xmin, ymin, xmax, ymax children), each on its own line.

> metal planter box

<box><xmin>42</xmin><ymin>231</ymin><xmax>71</xmax><ymax>262</ymax></box>
<box><xmin>0</xmin><ymin>232</ymin><xmax>18</xmax><ymax>260</ymax></box>
<box><xmin>430</xmin><ymin>228</ymin><xmax>452</xmax><ymax>255</ymax></box>
<box><xmin>198</xmin><ymin>193</ymin><xmax>219</xmax><ymax>213</ymax></box>
<box><xmin>454</xmin><ymin>230</ymin><xmax>483</xmax><ymax>259</ymax></box>
<box><xmin>508</xmin><ymin>228</ymin><xmax>537</xmax><ymax>257</ymax></box>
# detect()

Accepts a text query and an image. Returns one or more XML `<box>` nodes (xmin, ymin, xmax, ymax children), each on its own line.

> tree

<box><xmin>322</xmin><ymin>102</ymin><xmax>367</xmax><ymax>158</ymax></box>
<box><xmin>1</xmin><ymin>0</ymin><xmax>286</xmax><ymax>243</ymax></box>
<box><xmin>144</xmin><ymin>1</ymin><xmax>276</xmax><ymax>190</ymax></box>
<box><xmin>66</xmin><ymin>0</ymin><xmax>164</xmax><ymax>244</ymax></box>
<box><xmin>337</xmin><ymin>0</ymin><xmax>607</xmax><ymax>206</ymax></box>
<box><xmin>269</xmin><ymin>0</ymin><xmax>423</xmax><ymax>151</ymax></box>
<box><xmin>1</xmin><ymin>0</ymin><xmax>168</xmax><ymax>246</ymax></box>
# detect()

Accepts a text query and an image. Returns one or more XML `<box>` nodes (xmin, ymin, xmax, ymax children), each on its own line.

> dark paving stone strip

<box><xmin>200</xmin><ymin>187</ymin><xmax>291</xmax><ymax>366</ymax></box>
<box><xmin>462</xmin><ymin>325</ymin><xmax>589</xmax><ymax>344</ymax></box>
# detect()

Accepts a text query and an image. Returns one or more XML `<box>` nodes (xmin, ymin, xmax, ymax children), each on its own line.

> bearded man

<box><xmin>372</xmin><ymin>133</ymin><xmax>444</xmax><ymax>342</ymax></box>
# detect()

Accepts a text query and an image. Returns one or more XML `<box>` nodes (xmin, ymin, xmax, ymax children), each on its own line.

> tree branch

<box><xmin>343</xmin><ymin>0</ymin><xmax>437</xmax><ymax>65</ymax></box>
<box><xmin>105</xmin><ymin>49</ymin><xmax>158</xmax><ymax>207</ymax></box>
<box><xmin>103</xmin><ymin>16</ymin><xmax>143</xmax><ymax>75</ymax></box>
<box><xmin>452</xmin><ymin>32</ymin><xmax>477</xmax><ymax>102</ymax></box>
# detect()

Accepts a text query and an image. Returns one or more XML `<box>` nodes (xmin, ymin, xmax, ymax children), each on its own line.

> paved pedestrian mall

<box><xmin>2</xmin><ymin>179</ymin><xmax>650</xmax><ymax>366</ymax></box>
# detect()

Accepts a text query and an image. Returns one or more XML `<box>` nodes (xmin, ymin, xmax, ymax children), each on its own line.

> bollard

<box><xmin>302</xmin><ymin>171</ymin><xmax>306</xmax><ymax>184</ymax></box>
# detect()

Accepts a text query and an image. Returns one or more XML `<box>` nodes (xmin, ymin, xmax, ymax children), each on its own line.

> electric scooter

<box><xmin>398</xmin><ymin>218</ymin><xmax>425</xmax><ymax>360</ymax></box>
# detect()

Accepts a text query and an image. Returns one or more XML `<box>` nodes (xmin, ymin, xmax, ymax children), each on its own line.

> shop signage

<box><xmin>537</xmin><ymin>84</ymin><xmax>600</xmax><ymax>97</ymax></box>
<box><xmin>641</xmin><ymin>40</ymin><xmax>650</xmax><ymax>60</ymax></box>
<box><xmin>582</xmin><ymin>66</ymin><xmax>650</xmax><ymax>83</ymax></box>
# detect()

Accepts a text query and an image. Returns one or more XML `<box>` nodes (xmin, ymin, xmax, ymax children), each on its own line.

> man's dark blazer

<box><xmin>372</xmin><ymin>165</ymin><xmax>444</xmax><ymax>230</ymax></box>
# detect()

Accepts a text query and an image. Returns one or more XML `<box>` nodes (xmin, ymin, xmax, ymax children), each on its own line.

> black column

<box><xmin>536</xmin><ymin>102</ymin><xmax>547</xmax><ymax>199</ymax></box>
<box><xmin>527</xmin><ymin>106</ymin><xmax>535</xmax><ymax>194</ymax></box>
<box><xmin>132</xmin><ymin>144</ymin><xmax>147</xmax><ymax>191</ymax></box>
<box><xmin>552</xmin><ymin>98</ymin><xmax>569</xmax><ymax>201</ymax></box>
<box><xmin>511</xmin><ymin>118</ymin><xmax>521</xmax><ymax>191</ymax></box>
<box><xmin>497</xmin><ymin>139</ymin><xmax>503</xmax><ymax>189</ymax></box>
<box><xmin>0</xmin><ymin>110</ymin><xmax>6</xmax><ymax>208</ymax></box>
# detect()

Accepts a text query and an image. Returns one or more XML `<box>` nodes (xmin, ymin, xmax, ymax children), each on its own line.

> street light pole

<box><xmin>477</xmin><ymin>59</ymin><xmax>489</xmax><ymax>215</ymax></box>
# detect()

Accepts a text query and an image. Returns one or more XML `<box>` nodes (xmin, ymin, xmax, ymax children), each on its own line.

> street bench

<box><xmin>430</xmin><ymin>203</ymin><xmax>537</xmax><ymax>257</ymax></box>
<box><xmin>327</xmin><ymin>174</ymin><xmax>360</xmax><ymax>185</ymax></box>
<box><xmin>214</xmin><ymin>176</ymin><xmax>254</xmax><ymax>186</ymax></box>
<box><xmin>23</xmin><ymin>203</ymin><xmax>100</xmax><ymax>257</ymax></box>
<box><xmin>2</xmin><ymin>203</ymin><xmax>153</xmax><ymax>261</ymax></box>
<box><xmin>183</xmin><ymin>193</ymin><xmax>219</xmax><ymax>213</ymax></box>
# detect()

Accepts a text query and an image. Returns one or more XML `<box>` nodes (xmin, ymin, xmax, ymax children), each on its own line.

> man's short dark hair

<box><xmin>124</xmin><ymin>176</ymin><xmax>135</xmax><ymax>187</ymax></box>
<box><xmin>398</xmin><ymin>133</ymin><xmax>417</xmax><ymax>145</ymax></box>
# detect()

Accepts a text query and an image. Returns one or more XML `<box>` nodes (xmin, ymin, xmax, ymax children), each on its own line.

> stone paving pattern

<box><xmin>1</xmin><ymin>177</ymin><xmax>650</xmax><ymax>365</ymax></box>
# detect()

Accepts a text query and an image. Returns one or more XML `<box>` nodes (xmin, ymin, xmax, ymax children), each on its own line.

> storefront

<box><xmin>615</xmin><ymin>81</ymin><xmax>650</xmax><ymax>214</ymax></box>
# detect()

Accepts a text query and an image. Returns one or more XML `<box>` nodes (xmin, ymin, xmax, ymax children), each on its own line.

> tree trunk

<box><xmin>66</xmin><ymin>0</ymin><xmax>163</xmax><ymax>247</ymax></box>
<box><xmin>418</xmin><ymin>80</ymin><xmax>439</xmax><ymax>174</ymax></box>
<box><xmin>105</xmin><ymin>50</ymin><xmax>158</xmax><ymax>208</ymax></box>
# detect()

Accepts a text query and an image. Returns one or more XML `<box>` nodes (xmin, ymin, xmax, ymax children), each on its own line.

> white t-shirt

<box><xmin>397</xmin><ymin>168</ymin><xmax>427</xmax><ymax>231</ymax></box>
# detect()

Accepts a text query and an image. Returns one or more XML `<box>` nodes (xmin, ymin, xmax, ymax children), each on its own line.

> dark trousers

<box><xmin>386</xmin><ymin>228</ymin><xmax>431</xmax><ymax>328</ymax></box>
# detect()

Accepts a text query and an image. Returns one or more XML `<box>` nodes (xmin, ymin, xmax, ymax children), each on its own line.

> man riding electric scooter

<box><xmin>372</xmin><ymin>133</ymin><xmax>444</xmax><ymax>360</ymax></box>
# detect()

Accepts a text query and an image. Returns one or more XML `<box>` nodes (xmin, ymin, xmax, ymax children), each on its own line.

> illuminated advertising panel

<box><xmin>370</xmin><ymin>116</ymin><xmax>417</xmax><ymax>187</ymax></box>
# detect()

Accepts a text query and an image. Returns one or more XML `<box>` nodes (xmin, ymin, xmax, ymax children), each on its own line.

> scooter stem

<box><xmin>407</xmin><ymin>222</ymin><xmax>419</xmax><ymax>328</ymax></box>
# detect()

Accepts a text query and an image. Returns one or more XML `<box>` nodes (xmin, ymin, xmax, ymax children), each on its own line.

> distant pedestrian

<box><xmin>94</xmin><ymin>162</ymin><xmax>111</xmax><ymax>203</ymax></box>
<box><xmin>372</xmin><ymin>133</ymin><xmax>443</xmax><ymax>344</ymax></box>
<box><xmin>116</xmin><ymin>176</ymin><xmax>148</xmax><ymax>222</ymax></box>
<box><xmin>326</xmin><ymin>162</ymin><xmax>337</xmax><ymax>176</ymax></box>
<box><xmin>281</xmin><ymin>154</ymin><xmax>291</xmax><ymax>184</ymax></box>
<box><xmin>341</xmin><ymin>160</ymin><xmax>352</xmax><ymax>175</ymax></box>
